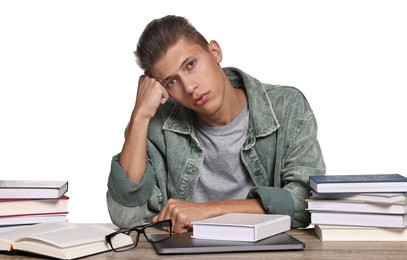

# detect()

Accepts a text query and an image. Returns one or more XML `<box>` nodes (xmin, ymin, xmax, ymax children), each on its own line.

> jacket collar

<box><xmin>163</xmin><ymin>67</ymin><xmax>279</xmax><ymax>137</ymax></box>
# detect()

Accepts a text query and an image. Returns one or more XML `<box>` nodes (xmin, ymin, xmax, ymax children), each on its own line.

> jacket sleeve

<box><xmin>248</xmin><ymin>89</ymin><xmax>326</xmax><ymax>228</ymax></box>
<box><xmin>106</xmin><ymin>154</ymin><xmax>162</xmax><ymax>228</ymax></box>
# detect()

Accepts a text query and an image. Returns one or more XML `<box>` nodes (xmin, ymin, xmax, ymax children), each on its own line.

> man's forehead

<box><xmin>151</xmin><ymin>39</ymin><xmax>204</xmax><ymax>78</ymax></box>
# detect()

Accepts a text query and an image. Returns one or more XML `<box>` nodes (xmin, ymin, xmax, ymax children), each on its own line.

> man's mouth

<box><xmin>193</xmin><ymin>92</ymin><xmax>209</xmax><ymax>106</ymax></box>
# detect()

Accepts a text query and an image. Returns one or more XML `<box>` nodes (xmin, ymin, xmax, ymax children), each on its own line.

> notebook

<box><xmin>152</xmin><ymin>232</ymin><xmax>304</xmax><ymax>254</ymax></box>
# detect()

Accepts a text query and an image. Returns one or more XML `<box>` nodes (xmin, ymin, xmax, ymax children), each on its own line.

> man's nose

<box><xmin>181</xmin><ymin>74</ymin><xmax>198</xmax><ymax>93</ymax></box>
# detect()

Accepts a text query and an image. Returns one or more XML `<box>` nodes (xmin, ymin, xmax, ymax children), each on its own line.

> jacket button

<box><xmin>254</xmin><ymin>171</ymin><xmax>261</xmax><ymax>176</ymax></box>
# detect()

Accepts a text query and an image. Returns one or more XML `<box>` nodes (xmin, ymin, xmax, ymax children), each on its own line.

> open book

<box><xmin>0</xmin><ymin>222</ymin><xmax>133</xmax><ymax>259</ymax></box>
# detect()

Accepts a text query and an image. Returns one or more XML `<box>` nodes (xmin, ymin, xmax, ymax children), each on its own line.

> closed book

<box><xmin>314</xmin><ymin>225</ymin><xmax>407</xmax><ymax>241</ymax></box>
<box><xmin>309</xmin><ymin>174</ymin><xmax>407</xmax><ymax>193</ymax></box>
<box><xmin>0</xmin><ymin>180</ymin><xmax>68</xmax><ymax>199</ymax></box>
<box><xmin>307</xmin><ymin>199</ymin><xmax>407</xmax><ymax>214</ymax></box>
<box><xmin>0</xmin><ymin>196</ymin><xmax>69</xmax><ymax>217</ymax></box>
<box><xmin>310</xmin><ymin>191</ymin><xmax>407</xmax><ymax>204</ymax></box>
<box><xmin>0</xmin><ymin>222</ymin><xmax>133</xmax><ymax>259</ymax></box>
<box><xmin>191</xmin><ymin>213</ymin><xmax>291</xmax><ymax>242</ymax></box>
<box><xmin>0</xmin><ymin>213</ymin><xmax>68</xmax><ymax>226</ymax></box>
<box><xmin>311</xmin><ymin>211</ymin><xmax>407</xmax><ymax>228</ymax></box>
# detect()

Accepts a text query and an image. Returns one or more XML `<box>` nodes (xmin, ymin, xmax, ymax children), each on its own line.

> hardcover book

<box><xmin>309</xmin><ymin>174</ymin><xmax>407</xmax><ymax>193</ymax></box>
<box><xmin>314</xmin><ymin>225</ymin><xmax>407</xmax><ymax>241</ymax></box>
<box><xmin>0</xmin><ymin>180</ymin><xmax>68</xmax><ymax>199</ymax></box>
<box><xmin>0</xmin><ymin>222</ymin><xmax>132</xmax><ymax>259</ymax></box>
<box><xmin>0</xmin><ymin>196</ymin><xmax>69</xmax><ymax>217</ymax></box>
<box><xmin>307</xmin><ymin>199</ymin><xmax>407</xmax><ymax>214</ymax></box>
<box><xmin>191</xmin><ymin>213</ymin><xmax>291</xmax><ymax>242</ymax></box>
<box><xmin>311</xmin><ymin>211</ymin><xmax>407</xmax><ymax>228</ymax></box>
<box><xmin>0</xmin><ymin>213</ymin><xmax>68</xmax><ymax>226</ymax></box>
<box><xmin>310</xmin><ymin>191</ymin><xmax>407</xmax><ymax>204</ymax></box>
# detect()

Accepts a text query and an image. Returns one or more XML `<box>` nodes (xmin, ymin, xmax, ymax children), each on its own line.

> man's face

<box><xmin>150</xmin><ymin>38</ymin><xmax>227</xmax><ymax>119</ymax></box>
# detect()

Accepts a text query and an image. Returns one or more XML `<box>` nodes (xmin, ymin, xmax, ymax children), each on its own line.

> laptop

<box><xmin>152</xmin><ymin>232</ymin><xmax>304</xmax><ymax>255</ymax></box>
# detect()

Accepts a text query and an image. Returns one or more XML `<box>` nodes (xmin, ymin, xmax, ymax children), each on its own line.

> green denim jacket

<box><xmin>107</xmin><ymin>67</ymin><xmax>326</xmax><ymax>228</ymax></box>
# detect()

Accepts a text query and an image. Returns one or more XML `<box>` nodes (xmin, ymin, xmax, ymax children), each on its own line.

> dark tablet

<box><xmin>152</xmin><ymin>232</ymin><xmax>304</xmax><ymax>255</ymax></box>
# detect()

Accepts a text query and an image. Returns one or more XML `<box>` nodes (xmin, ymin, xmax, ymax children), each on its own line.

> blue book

<box><xmin>309</xmin><ymin>174</ymin><xmax>407</xmax><ymax>193</ymax></box>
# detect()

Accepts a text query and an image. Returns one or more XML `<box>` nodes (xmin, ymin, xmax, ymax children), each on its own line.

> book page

<box><xmin>0</xmin><ymin>222</ymin><xmax>75</xmax><ymax>251</ymax></box>
<box><xmin>16</xmin><ymin>225</ymin><xmax>117</xmax><ymax>248</ymax></box>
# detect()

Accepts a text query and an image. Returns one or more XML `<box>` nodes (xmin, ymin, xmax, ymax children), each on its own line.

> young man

<box><xmin>107</xmin><ymin>15</ymin><xmax>325</xmax><ymax>233</ymax></box>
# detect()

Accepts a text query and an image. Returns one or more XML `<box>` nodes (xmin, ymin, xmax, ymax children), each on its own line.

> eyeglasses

<box><xmin>105</xmin><ymin>219</ymin><xmax>172</xmax><ymax>252</ymax></box>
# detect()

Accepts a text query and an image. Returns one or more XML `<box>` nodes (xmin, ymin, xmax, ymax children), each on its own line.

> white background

<box><xmin>0</xmin><ymin>0</ymin><xmax>406</xmax><ymax>223</ymax></box>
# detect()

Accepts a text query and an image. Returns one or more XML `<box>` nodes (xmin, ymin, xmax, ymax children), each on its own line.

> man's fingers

<box><xmin>160</xmin><ymin>86</ymin><xmax>169</xmax><ymax>104</ymax></box>
<box><xmin>172</xmin><ymin>213</ymin><xmax>190</xmax><ymax>233</ymax></box>
<box><xmin>139</xmin><ymin>74</ymin><xmax>169</xmax><ymax>105</ymax></box>
<box><xmin>151</xmin><ymin>215</ymin><xmax>159</xmax><ymax>223</ymax></box>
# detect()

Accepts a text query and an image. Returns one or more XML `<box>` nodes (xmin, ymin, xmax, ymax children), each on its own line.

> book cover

<box><xmin>307</xmin><ymin>199</ymin><xmax>407</xmax><ymax>214</ymax></box>
<box><xmin>309</xmin><ymin>174</ymin><xmax>407</xmax><ymax>193</ymax></box>
<box><xmin>0</xmin><ymin>196</ymin><xmax>69</xmax><ymax>217</ymax></box>
<box><xmin>314</xmin><ymin>225</ymin><xmax>407</xmax><ymax>241</ymax></box>
<box><xmin>191</xmin><ymin>213</ymin><xmax>291</xmax><ymax>242</ymax></box>
<box><xmin>0</xmin><ymin>180</ymin><xmax>68</xmax><ymax>199</ymax></box>
<box><xmin>0</xmin><ymin>222</ymin><xmax>133</xmax><ymax>259</ymax></box>
<box><xmin>311</xmin><ymin>211</ymin><xmax>407</xmax><ymax>228</ymax></box>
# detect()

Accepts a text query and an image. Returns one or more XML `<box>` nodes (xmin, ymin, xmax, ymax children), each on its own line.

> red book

<box><xmin>0</xmin><ymin>196</ymin><xmax>69</xmax><ymax>217</ymax></box>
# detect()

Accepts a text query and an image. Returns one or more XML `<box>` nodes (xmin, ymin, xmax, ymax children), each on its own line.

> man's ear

<box><xmin>208</xmin><ymin>40</ymin><xmax>223</xmax><ymax>63</ymax></box>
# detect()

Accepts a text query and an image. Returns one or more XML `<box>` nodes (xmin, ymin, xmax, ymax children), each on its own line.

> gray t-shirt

<box><xmin>192</xmin><ymin>101</ymin><xmax>254</xmax><ymax>202</ymax></box>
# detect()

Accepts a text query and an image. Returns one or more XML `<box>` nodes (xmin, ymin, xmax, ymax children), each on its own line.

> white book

<box><xmin>0</xmin><ymin>180</ymin><xmax>68</xmax><ymax>199</ymax></box>
<box><xmin>314</xmin><ymin>225</ymin><xmax>407</xmax><ymax>241</ymax></box>
<box><xmin>311</xmin><ymin>211</ymin><xmax>407</xmax><ymax>228</ymax></box>
<box><xmin>307</xmin><ymin>199</ymin><xmax>407</xmax><ymax>214</ymax></box>
<box><xmin>0</xmin><ymin>222</ymin><xmax>133</xmax><ymax>259</ymax></box>
<box><xmin>191</xmin><ymin>213</ymin><xmax>291</xmax><ymax>242</ymax></box>
<box><xmin>310</xmin><ymin>191</ymin><xmax>407</xmax><ymax>204</ymax></box>
<box><xmin>0</xmin><ymin>214</ymin><xmax>68</xmax><ymax>226</ymax></box>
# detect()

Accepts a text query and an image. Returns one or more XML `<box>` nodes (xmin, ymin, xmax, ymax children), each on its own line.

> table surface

<box><xmin>2</xmin><ymin>228</ymin><xmax>407</xmax><ymax>260</ymax></box>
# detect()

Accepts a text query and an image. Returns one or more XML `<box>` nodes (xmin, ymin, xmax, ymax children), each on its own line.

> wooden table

<box><xmin>2</xmin><ymin>228</ymin><xmax>407</xmax><ymax>259</ymax></box>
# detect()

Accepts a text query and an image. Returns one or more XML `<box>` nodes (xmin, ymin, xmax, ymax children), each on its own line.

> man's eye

<box><xmin>167</xmin><ymin>79</ymin><xmax>177</xmax><ymax>88</ymax></box>
<box><xmin>187</xmin><ymin>60</ymin><xmax>195</xmax><ymax>69</ymax></box>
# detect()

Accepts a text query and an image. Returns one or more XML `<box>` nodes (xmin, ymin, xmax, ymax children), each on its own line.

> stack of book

<box><xmin>0</xmin><ymin>180</ymin><xmax>69</xmax><ymax>227</ymax></box>
<box><xmin>307</xmin><ymin>174</ymin><xmax>407</xmax><ymax>241</ymax></box>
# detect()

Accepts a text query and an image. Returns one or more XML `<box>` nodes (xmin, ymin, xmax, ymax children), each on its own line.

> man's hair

<box><xmin>135</xmin><ymin>15</ymin><xmax>209</xmax><ymax>76</ymax></box>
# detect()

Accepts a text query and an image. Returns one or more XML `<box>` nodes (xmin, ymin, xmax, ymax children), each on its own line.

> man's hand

<box><xmin>151</xmin><ymin>199</ymin><xmax>219</xmax><ymax>233</ymax></box>
<box><xmin>133</xmin><ymin>75</ymin><xmax>169</xmax><ymax>120</ymax></box>
<box><xmin>151</xmin><ymin>198</ymin><xmax>266</xmax><ymax>233</ymax></box>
